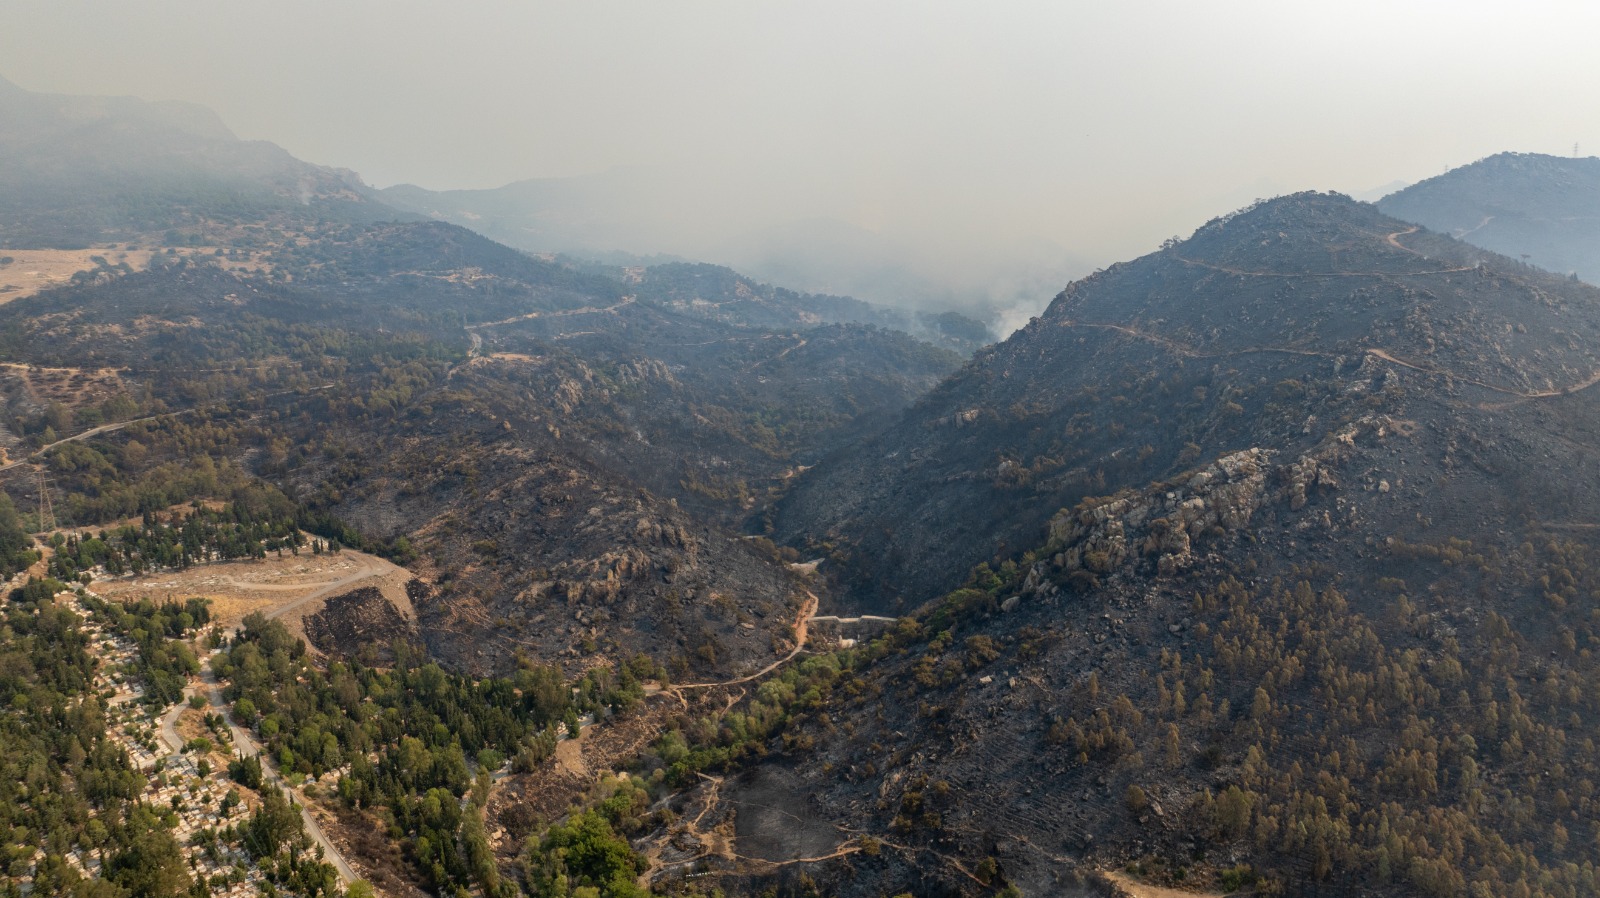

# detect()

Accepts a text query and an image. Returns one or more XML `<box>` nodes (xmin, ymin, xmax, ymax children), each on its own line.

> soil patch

<box><xmin>304</xmin><ymin>585</ymin><xmax>419</xmax><ymax>661</ymax></box>
<box><xmin>725</xmin><ymin>766</ymin><xmax>841</xmax><ymax>863</ymax></box>
<box><xmin>1102</xmin><ymin>870</ymin><xmax>1225</xmax><ymax>898</ymax></box>
<box><xmin>0</xmin><ymin>248</ymin><xmax>151</xmax><ymax>303</ymax></box>
<box><xmin>92</xmin><ymin>549</ymin><xmax>416</xmax><ymax>646</ymax></box>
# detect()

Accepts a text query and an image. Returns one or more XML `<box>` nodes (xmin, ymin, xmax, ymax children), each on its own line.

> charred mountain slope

<box><xmin>726</xmin><ymin>193</ymin><xmax>1600</xmax><ymax>898</ymax></box>
<box><xmin>0</xmin><ymin>220</ymin><xmax>960</xmax><ymax>678</ymax></box>
<box><xmin>473</xmin><ymin>290</ymin><xmax>963</xmax><ymax>524</ymax></box>
<box><xmin>1379</xmin><ymin>152</ymin><xmax>1600</xmax><ymax>282</ymax></box>
<box><xmin>776</xmin><ymin>192</ymin><xmax>1600</xmax><ymax>611</ymax></box>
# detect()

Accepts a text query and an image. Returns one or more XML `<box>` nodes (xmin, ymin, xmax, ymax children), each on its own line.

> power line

<box><xmin>36</xmin><ymin>470</ymin><xmax>57</xmax><ymax>533</ymax></box>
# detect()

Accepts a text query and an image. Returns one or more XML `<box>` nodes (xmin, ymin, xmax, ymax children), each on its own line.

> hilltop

<box><xmin>0</xmin><ymin>74</ymin><xmax>399</xmax><ymax>247</ymax></box>
<box><xmin>777</xmin><ymin>191</ymin><xmax>1600</xmax><ymax>609</ymax></box>
<box><xmin>1379</xmin><ymin>152</ymin><xmax>1600</xmax><ymax>282</ymax></box>
<box><xmin>705</xmin><ymin>192</ymin><xmax>1600</xmax><ymax>897</ymax></box>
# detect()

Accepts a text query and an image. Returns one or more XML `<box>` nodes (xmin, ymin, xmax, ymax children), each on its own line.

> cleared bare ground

<box><xmin>1102</xmin><ymin>871</ymin><xmax>1226</xmax><ymax>898</ymax></box>
<box><xmin>92</xmin><ymin>547</ymin><xmax>416</xmax><ymax>646</ymax></box>
<box><xmin>0</xmin><ymin>248</ymin><xmax>150</xmax><ymax>302</ymax></box>
<box><xmin>0</xmin><ymin>245</ymin><xmax>275</xmax><ymax>304</ymax></box>
<box><xmin>726</xmin><ymin>767</ymin><xmax>845</xmax><ymax>863</ymax></box>
<box><xmin>0</xmin><ymin>362</ymin><xmax>129</xmax><ymax>408</ymax></box>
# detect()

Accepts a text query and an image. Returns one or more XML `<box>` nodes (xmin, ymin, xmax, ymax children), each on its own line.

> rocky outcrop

<box><xmin>1032</xmin><ymin>416</ymin><xmax>1394</xmax><ymax>591</ymax></box>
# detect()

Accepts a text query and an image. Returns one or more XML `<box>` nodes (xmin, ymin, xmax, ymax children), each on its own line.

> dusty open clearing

<box><xmin>0</xmin><ymin>361</ymin><xmax>130</xmax><ymax>411</ymax></box>
<box><xmin>91</xmin><ymin>547</ymin><xmax>416</xmax><ymax>639</ymax></box>
<box><xmin>0</xmin><ymin>245</ymin><xmax>275</xmax><ymax>304</ymax></box>
<box><xmin>1103</xmin><ymin>870</ymin><xmax>1227</xmax><ymax>898</ymax></box>
<box><xmin>0</xmin><ymin>248</ymin><xmax>152</xmax><ymax>302</ymax></box>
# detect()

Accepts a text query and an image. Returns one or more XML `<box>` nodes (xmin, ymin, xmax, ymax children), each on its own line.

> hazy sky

<box><xmin>4</xmin><ymin>0</ymin><xmax>1599</xmax><ymax>308</ymax></box>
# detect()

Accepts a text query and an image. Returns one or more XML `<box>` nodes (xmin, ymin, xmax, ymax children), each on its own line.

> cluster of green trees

<box><xmin>0</xmin><ymin>582</ymin><xmax>193</xmax><ymax>898</ymax></box>
<box><xmin>0</xmin><ymin>493</ymin><xmax>39</xmax><ymax>579</ymax></box>
<box><xmin>854</xmin><ymin>531</ymin><xmax>1600</xmax><ymax>898</ymax></box>
<box><xmin>84</xmin><ymin>595</ymin><xmax>207</xmax><ymax>707</ymax></box>
<box><xmin>48</xmin><ymin>493</ymin><xmax>313</xmax><ymax>582</ymax></box>
<box><xmin>648</xmin><ymin>652</ymin><xmax>854</xmax><ymax>790</ymax></box>
<box><xmin>7</xmin><ymin>393</ymin><xmax>149</xmax><ymax>452</ymax></box>
<box><xmin>30</xmin><ymin>419</ymin><xmax>274</xmax><ymax>530</ymax></box>
<box><xmin>72</xmin><ymin>587</ymin><xmax>351</xmax><ymax>897</ymax></box>
<box><xmin>518</xmin><ymin>778</ymin><xmax>654</xmax><ymax>898</ymax></box>
<box><xmin>495</xmin><ymin>645</ymin><xmax>868</xmax><ymax>898</ymax></box>
<box><xmin>235</xmin><ymin>787</ymin><xmax>343</xmax><ymax>897</ymax></box>
<box><xmin>213</xmin><ymin>614</ymin><xmax>663</xmax><ymax>894</ymax></box>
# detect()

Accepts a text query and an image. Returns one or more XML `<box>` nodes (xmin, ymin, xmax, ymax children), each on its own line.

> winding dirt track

<box><xmin>0</xmin><ymin>384</ymin><xmax>334</xmax><ymax>476</ymax></box>
<box><xmin>1385</xmin><ymin>225</ymin><xmax>1422</xmax><ymax>253</ymax></box>
<box><xmin>673</xmin><ymin>592</ymin><xmax>820</xmax><ymax>690</ymax></box>
<box><xmin>258</xmin><ymin>557</ymin><xmax>389</xmax><ymax>620</ymax></box>
<box><xmin>0</xmin><ymin>414</ymin><xmax>171</xmax><ymax>473</ymax></box>
<box><xmin>465</xmin><ymin>295</ymin><xmax>635</xmax><ymax>331</ymax></box>
<box><xmin>1172</xmin><ymin>227</ymin><xmax>1475</xmax><ymax>278</ymax></box>
<box><xmin>1060</xmin><ymin>320</ymin><xmax>1600</xmax><ymax>401</ymax></box>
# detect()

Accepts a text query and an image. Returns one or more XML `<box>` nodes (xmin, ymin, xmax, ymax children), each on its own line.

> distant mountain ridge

<box><xmin>0</xmin><ymin>74</ymin><xmax>399</xmax><ymax>247</ymax></box>
<box><xmin>378</xmin><ymin>172</ymin><xmax>1087</xmax><ymax>329</ymax></box>
<box><xmin>1379</xmin><ymin>151</ymin><xmax>1600</xmax><ymax>281</ymax></box>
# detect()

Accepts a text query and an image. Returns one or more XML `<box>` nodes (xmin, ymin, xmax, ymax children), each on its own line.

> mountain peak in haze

<box><xmin>0</xmin><ymin>75</ymin><xmax>397</xmax><ymax>247</ymax></box>
<box><xmin>1379</xmin><ymin>151</ymin><xmax>1600</xmax><ymax>281</ymax></box>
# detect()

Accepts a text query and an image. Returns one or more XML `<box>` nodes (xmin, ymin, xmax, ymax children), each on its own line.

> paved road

<box><xmin>199</xmin><ymin>660</ymin><xmax>358</xmax><ymax>884</ymax></box>
<box><xmin>157</xmin><ymin>696</ymin><xmax>188</xmax><ymax>754</ymax></box>
<box><xmin>149</xmin><ymin>659</ymin><xmax>359</xmax><ymax>884</ymax></box>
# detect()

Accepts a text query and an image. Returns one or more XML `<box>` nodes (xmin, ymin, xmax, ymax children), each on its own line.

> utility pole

<box><xmin>36</xmin><ymin>470</ymin><xmax>56</xmax><ymax>533</ymax></box>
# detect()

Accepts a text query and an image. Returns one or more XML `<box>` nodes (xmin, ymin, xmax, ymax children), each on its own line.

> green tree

<box><xmin>106</xmin><ymin>807</ymin><xmax>192</xmax><ymax>898</ymax></box>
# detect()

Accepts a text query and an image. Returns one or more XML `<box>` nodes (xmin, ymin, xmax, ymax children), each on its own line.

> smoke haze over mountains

<box><xmin>5</xmin><ymin>0</ymin><xmax>1600</xmax><ymax>323</ymax></box>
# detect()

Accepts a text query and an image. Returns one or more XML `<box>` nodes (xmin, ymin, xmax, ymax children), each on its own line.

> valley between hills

<box><xmin>3</xmin><ymin>73</ymin><xmax>1600</xmax><ymax>898</ymax></box>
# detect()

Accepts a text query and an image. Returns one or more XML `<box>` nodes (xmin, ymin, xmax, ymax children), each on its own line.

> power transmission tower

<box><xmin>36</xmin><ymin>470</ymin><xmax>56</xmax><ymax>533</ymax></box>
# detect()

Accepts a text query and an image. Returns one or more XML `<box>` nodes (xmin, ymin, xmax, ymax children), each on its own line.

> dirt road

<box><xmin>674</xmin><ymin>592</ymin><xmax>819</xmax><ymax>690</ymax></box>
<box><xmin>1062</xmin><ymin>319</ymin><xmax>1600</xmax><ymax>400</ymax></box>
<box><xmin>0</xmin><ymin>414</ymin><xmax>170</xmax><ymax>473</ymax></box>
<box><xmin>200</xmin><ymin>661</ymin><xmax>358</xmax><ymax>884</ymax></box>
<box><xmin>260</xmin><ymin>556</ymin><xmax>389</xmax><ymax>621</ymax></box>
<box><xmin>465</xmin><ymin>295</ymin><xmax>635</xmax><ymax>331</ymax></box>
<box><xmin>0</xmin><ymin>384</ymin><xmax>334</xmax><ymax>477</ymax></box>
<box><xmin>1172</xmin><ymin>227</ymin><xmax>1475</xmax><ymax>278</ymax></box>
